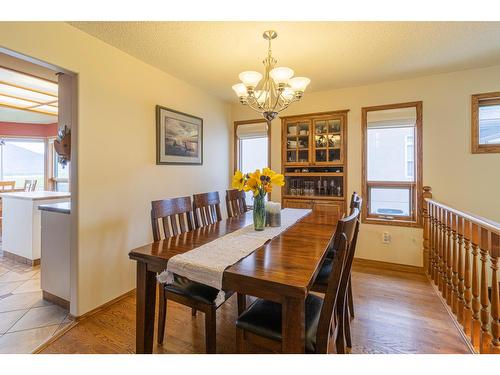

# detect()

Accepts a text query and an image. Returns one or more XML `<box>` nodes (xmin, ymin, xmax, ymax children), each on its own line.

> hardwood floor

<box><xmin>39</xmin><ymin>261</ymin><xmax>470</xmax><ymax>354</ymax></box>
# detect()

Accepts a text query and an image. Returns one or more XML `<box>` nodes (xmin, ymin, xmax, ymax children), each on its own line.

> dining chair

<box><xmin>225</xmin><ymin>189</ymin><xmax>249</xmax><ymax>218</ymax></box>
<box><xmin>0</xmin><ymin>181</ymin><xmax>15</xmax><ymax>191</ymax></box>
<box><xmin>235</xmin><ymin>208</ymin><xmax>360</xmax><ymax>354</ymax></box>
<box><xmin>151</xmin><ymin>196</ymin><xmax>232</xmax><ymax>353</ymax></box>
<box><xmin>24</xmin><ymin>179</ymin><xmax>37</xmax><ymax>192</ymax></box>
<box><xmin>312</xmin><ymin>194</ymin><xmax>362</xmax><ymax>351</ymax></box>
<box><xmin>192</xmin><ymin>191</ymin><xmax>222</xmax><ymax>228</ymax></box>
<box><xmin>322</xmin><ymin>192</ymin><xmax>361</xmax><ymax>317</ymax></box>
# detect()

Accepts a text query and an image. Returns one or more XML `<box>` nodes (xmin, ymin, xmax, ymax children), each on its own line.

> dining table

<box><xmin>128</xmin><ymin>208</ymin><xmax>339</xmax><ymax>354</ymax></box>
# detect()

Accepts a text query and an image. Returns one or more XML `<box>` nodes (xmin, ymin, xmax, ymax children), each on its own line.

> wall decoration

<box><xmin>156</xmin><ymin>106</ymin><xmax>203</xmax><ymax>165</ymax></box>
<box><xmin>54</xmin><ymin>125</ymin><xmax>71</xmax><ymax>166</ymax></box>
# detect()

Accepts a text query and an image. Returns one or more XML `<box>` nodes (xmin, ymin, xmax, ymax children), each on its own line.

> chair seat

<box><xmin>314</xmin><ymin>257</ymin><xmax>333</xmax><ymax>286</ymax></box>
<box><xmin>165</xmin><ymin>275</ymin><xmax>231</xmax><ymax>306</ymax></box>
<box><xmin>236</xmin><ymin>294</ymin><xmax>324</xmax><ymax>353</ymax></box>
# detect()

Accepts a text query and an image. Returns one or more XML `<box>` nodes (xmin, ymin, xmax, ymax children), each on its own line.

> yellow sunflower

<box><xmin>248</xmin><ymin>169</ymin><xmax>262</xmax><ymax>183</ymax></box>
<box><xmin>270</xmin><ymin>172</ymin><xmax>285</xmax><ymax>187</ymax></box>
<box><xmin>262</xmin><ymin>167</ymin><xmax>276</xmax><ymax>178</ymax></box>
<box><xmin>231</xmin><ymin>170</ymin><xmax>245</xmax><ymax>190</ymax></box>
<box><xmin>244</xmin><ymin>177</ymin><xmax>261</xmax><ymax>196</ymax></box>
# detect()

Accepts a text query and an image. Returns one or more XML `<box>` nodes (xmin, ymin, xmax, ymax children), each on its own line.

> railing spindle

<box><xmin>471</xmin><ymin>223</ymin><xmax>481</xmax><ymax>349</ymax></box>
<box><xmin>433</xmin><ymin>204</ymin><xmax>439</xmax><ymax>285</ymax></box>
<box><xmin>430</xmin><ymin>204</ymin><xmax>435</xmax><ymax>281</ymax></box>
<box><xmin>490</xmin><ymin>233</ymin><xmax>500</xmax><ymax>354</ymax></box>
<box><xmin>464</xmin><ymin>219</ymin><xmax>473</xmax><ymax>336</ymax></box>
<box><xmin>423</xmin><ymin>187</ymin><xmax>432</xmax><ymax>276</ymax></box>
<box><xmin>438</xmin><ymin>206</ymin><xmax>445</xmax><ymax>294</ymax></box>
<box><xmin>479</xmin><ymin>228</ymin><xmax>492</xmax><ymax>353</ymax></box>
<box><xmin>446</xmin><ymin>211</ymin><xmax>453</xmax><ymax>305</ymax></box>
<box><xmin>452</xmin><ymin>213</ymin><xmax>459</xmax><ymax>315</ymax></box>
<box><xmin>441</xmin><ymin>207</ymin><xmax>448</xmax><ymax>298</ymax></box>
<box><xmin>457</xmin><ymin>216</ymin><xmax>465</xmax><ymax>325</ymax></box>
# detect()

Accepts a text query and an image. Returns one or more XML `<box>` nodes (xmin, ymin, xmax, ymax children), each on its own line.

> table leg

<box><xmin>282</xmin><ymin>296</ymin><xmax>305</xmax><ymax>353</ymax></box>
<box><xmin>136</xmin><ymin>261</ymin><xmax>157</xmax><ymax>354</ymax></box>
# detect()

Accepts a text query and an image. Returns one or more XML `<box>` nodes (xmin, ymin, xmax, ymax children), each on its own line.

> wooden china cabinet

<box><xmin>281</xmin><ymin>110</ymin><xmax>349</xmax><ymax>216</ymax></box>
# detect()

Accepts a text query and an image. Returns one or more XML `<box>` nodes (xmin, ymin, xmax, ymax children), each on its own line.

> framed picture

<box><xmin>156</xmin><ymin>105</ymin><xmax>203</xmax><ymax>165</ymax></box>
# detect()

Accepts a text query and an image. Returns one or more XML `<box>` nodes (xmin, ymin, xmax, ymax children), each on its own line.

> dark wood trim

<box><xmin>361</xmin><ymin>101</ymin><xmax>423</xmax><ymax>228</ymax></box>
<box><xmin>2</xmin><ymin>250</ymin><xmax>40</xmax><ymax>266</ymax></box>
<box><xmin>155</xmin><ymin>105</ymin><xmax>203</xmax><ymax>165</ymax></box>
<box><xmin>353</xmin><ymin>257</ymin><xmax>424</xmax><ymax>274</ymax></box>
<box><xmin>69</xmin><ymin>289</ymin><xmax>135</xmax><ymax>321</ymax></box>
<box><xmin>42</xmin><ymin>290</ymin><xmax>69</xmax><ymax>310</ymax></box>
<box><xmin>471</xmin><ymin>92</ymin><xmax>500</xmax><ymax>154</ymax></box>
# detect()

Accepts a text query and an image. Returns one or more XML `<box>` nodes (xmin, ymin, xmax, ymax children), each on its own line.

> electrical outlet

<box><xmin>382</xmin><ymin>232</ymin><xmax>391</xmax><ymax>244</ymax></box>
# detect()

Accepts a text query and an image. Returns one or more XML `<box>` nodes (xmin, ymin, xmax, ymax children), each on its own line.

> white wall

<box><xmin>0</xmin><ymin>22</ymin><xmax>232</xmax><ymax>315</ymax></box>
<box><xmin>232</xmin><ymin>65</ymin><xmax>500</xmax><ymax>267</ymax></box>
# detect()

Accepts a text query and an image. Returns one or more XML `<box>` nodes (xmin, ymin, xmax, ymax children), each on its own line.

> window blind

<box><xmin>367</xmin><ymin>107</ymin><xmax>416</xmax><ymax>129</ymax></box>
<box><xmin>236</xmin><ymin>122</ymin><xmax>268</xmax><ymax>139</ymax></box>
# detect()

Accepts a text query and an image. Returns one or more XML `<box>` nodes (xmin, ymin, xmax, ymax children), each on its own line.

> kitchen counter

<box><xmin>0</xmin><ymin>191</ymin><xmax>70</xmax><ymax>201</ymax></box>
<box><xmin>1</xmin><ymin>191</ymin><xmax>70</xmax><ymax>264</ymax></box>
<box><xmin>38</xmin><ymin>200</ymin><xmax>71</xmax><ymax>309</ymax></box>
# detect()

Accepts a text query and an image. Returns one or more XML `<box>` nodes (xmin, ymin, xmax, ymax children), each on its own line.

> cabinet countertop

<box><xmin>0</xmin><ymin>191</ymin><xmax>71</xmax><ymax>201</ymax></box>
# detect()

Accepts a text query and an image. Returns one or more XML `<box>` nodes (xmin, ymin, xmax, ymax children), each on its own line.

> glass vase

<box><xmin>253</xmin><ymin>194</ymin><xmax>266</xmax><ymax>231</ymax></box>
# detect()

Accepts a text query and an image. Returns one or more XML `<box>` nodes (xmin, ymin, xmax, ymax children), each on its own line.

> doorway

<box><xmin>0</xmin><ymin>50</ymin><xmax>77</xmax><ymax>353</ymax></box>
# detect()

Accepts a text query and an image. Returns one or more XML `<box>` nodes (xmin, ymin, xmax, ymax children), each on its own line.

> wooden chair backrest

<box><xmin>151</xmin><ymin>196</ymin><xmax>195</xmax><ymax>241</ymax></box>
<box><xmin>225</xmin><ymin>189</ymin><xmax>248</xmax><ymax>218</ymax></box>
<box><xmin>192</xmin><ymin>191</ymin><xmax>222</xmax><ymax>228</ymax></box>
<box><xmin>24</xmin><ymin>179</ymin><xmax>37</xmax><ymax>192</ymax></box>
<box><xmin>315</xmin><ymin>208</ymin><xmax>360</xmax><ymax>353</ymax></box>
<box><xmin>0</xmin><ymin>181</ymin><xmax>15</xmax><ymax>191</ymax></box>
<box><xmin>349</xmin><ymin>192</ymin><xmax>362</xmax><ymax>215</ymax></box>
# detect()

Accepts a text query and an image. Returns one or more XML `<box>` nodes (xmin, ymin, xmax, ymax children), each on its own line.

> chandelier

<box><xmin>232</xmin><ymin>30</ymin><xmax>311</xmax><ymax>122</ymax></box>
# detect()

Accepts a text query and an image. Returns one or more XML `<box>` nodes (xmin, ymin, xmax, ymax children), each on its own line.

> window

<box><xmin>47</xmin><ymin>138</ymin><xmax>70</xmax><ymax>192</ymax></box>
<box><xmin>0</xmin><ymin>138</ymin><xmax>45</xmax><ymax>190</ymax></box>
<box><xmin>405</xmin><ymin>135</ymin><xmax>414</xmax><ymax>179</ymax></box>
<box><xmin>362</xmin><ymin>102</ymin><xmax>423</xmax><ymax>226</ymax></box>
<box><xmin>234</xmin><ymin>120</ymin><xmax>270</xmax><ymax>206</ymax></box>
<box><xmin>471</xmin><ymin>92</ymin><xmax>500</xmax><ymax>153</ymax></box>
<box><xmin>53</xmin><ymin>157</ymin><xmax>70</xmax><ymax>192</ymax></box>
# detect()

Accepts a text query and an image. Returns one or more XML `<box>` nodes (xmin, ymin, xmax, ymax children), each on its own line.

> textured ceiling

<box><xmin>69</xmin><ymin>22</ymin><xmax>500</xmax><ymax>102</ymax></box>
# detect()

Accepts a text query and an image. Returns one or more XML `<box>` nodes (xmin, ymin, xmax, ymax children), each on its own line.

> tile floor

<box><xmin>0</xmin><ymin>252</ymin><xmax>72</xmax><ymax>353</ymax></box>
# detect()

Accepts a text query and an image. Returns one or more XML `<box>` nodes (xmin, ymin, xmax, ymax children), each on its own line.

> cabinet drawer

<box><xmin>283</xmin><ymin>199</ymin><xmax>312</xmax><ymax>209</ymax></box>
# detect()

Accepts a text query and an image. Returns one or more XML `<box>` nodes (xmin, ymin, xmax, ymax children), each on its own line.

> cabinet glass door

<box><xmin>285</xmin><ymin>121</ymin><xmax>310</xmax><ymax>165</ymax></box>
<box><xmin>314</xmin><ymin>117</ymin><xmax>343</xmax><ymax>164</ymax></box>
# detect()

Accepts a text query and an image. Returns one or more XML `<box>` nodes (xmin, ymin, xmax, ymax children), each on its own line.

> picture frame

<box><xmin>156</xmin><ymin>105</ymin><xmax>203</xmax><ymax>165</ymax></box>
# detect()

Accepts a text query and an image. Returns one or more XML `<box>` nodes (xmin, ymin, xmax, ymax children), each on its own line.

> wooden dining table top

<box><xmin>129</xmin><ymin>208</ymin><xmax>339</xmax><ymax>299</ymax></box>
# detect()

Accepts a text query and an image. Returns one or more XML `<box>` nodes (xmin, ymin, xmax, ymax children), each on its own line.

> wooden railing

<box><xmin>422</xmin><ymin>186</ymin><xmax>500</xmax><ymax>353</ymax></box>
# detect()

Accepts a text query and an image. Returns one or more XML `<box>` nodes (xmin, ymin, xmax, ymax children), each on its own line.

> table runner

<box><xmin>157</xmin><ymin>208</ymin><xmax>311</xmax><ymax>306</ymax></box>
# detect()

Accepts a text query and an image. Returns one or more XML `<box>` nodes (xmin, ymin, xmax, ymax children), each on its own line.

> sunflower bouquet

<box><xmin>231</xmin><ymin>168</ymin><xmax>285</xmax><ymax>230</ymax></box>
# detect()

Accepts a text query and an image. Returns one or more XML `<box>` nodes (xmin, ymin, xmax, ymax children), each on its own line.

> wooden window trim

<box><xmin>233</xmin><ymin>119</ymin><xmax>272</xmax><ymax>204</ymax></box>
<box><xmin>361</xmin><ymin>101</ymin><xmax>423</xmax><ymax>228</ymax></box>
<box><xmin>471</xmin><ymin>92</ymin><xmax>500</xmax><ymax>154</ymax></box>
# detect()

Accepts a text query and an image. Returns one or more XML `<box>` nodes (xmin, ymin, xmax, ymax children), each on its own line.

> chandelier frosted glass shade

<box><xmin>270</xmin><ymin>67</ymin><xmax>294</xmax><ymax>86</ymax></box>
<box><xmin>232</xmin><ymin>30</ymin><xmax>310</xmax><ymax>122</ymax></box>
<box><xmin>232</xmin><ymin>83</ymin><xmax>248</xmax><ymax>98</ymax></box>
<box><xmin>288</xmin><ymin>77</ymin><xmax>311</xmax><ymax>93</ymax></box>
<box><xmin>238</xmin><ymin>71</ymin><xmax>263</xmax><ymax>88</ymax></box>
